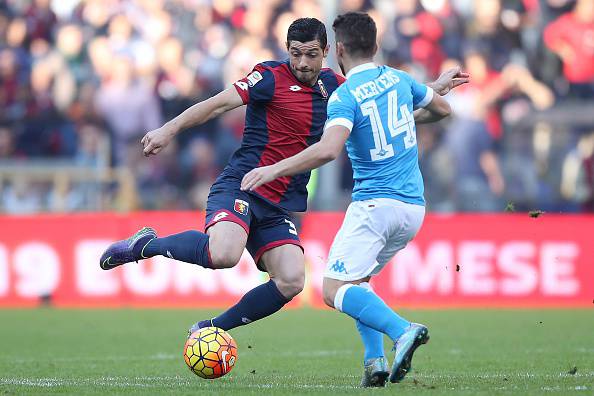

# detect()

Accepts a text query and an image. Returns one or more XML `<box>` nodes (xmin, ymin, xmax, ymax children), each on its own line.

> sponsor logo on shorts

<box><xmin>213</xmin><ymin>211</ymin><xmax>229</xmax><ymax>222</ymax></box>
<box><xmin>234</xmin><ymin>199</ymin><xmax>249</xmax><ymax>216</ymax></box>
<box><xmin>330</xmin><ymin>259</ymin><xmax>348</xmax><ymax>274</ymax></box>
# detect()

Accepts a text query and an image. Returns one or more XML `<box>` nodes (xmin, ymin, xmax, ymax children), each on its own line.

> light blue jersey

<box><xmin>325</xmin><ymin>63</ymin><xmax>434</xmax><ymax>206</ymax></box>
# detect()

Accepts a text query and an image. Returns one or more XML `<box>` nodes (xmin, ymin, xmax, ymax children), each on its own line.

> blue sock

<box><xmin>141</xmin><ymin>230</ymin><xmax>211</xmax><ymax>268</ymax></box>
<box><xmin>207</xmin><ymin>280</ymin><xmax>290</xmax><ymax>331</ymax></box>
<box><xmin>353</xmin><ymin>283</ymin><xmax>384</xmax><ymax>361</ymax></box>
<box><xmin>356</xmin><ymin>319</ymin><xmax>385</xmax><ymax>361</ymax></box>
<box><xmin>337</xmin><ymin>284</ymin><xmax>410</xmax><ymax>342</ymax></box>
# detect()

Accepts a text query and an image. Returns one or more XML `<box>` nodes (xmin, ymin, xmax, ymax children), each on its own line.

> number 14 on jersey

<box><xmin>360</xmin><ymin>90</ymin><xmax>417</xmax><ymax>162</ymax></box>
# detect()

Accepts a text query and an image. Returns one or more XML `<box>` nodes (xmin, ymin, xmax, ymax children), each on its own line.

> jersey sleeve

<box><xmin>233</xmin><ymin>64</ymin><xmax>275</xmax><ymax>104</ymax></box>
<box><xmin>325</xmin><ymin>87</ymin><xmax>356</xmax><ymax>132</ymax></box>
<box><xmin>406</xmin><ymin>73</ymin><xmax>434</xmax><ymax>109</ymax></box>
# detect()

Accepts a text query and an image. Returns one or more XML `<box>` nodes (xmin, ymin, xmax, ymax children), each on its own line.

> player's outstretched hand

<box><xmin>433</xmin><ymin>66</ymin><xmax>470</xmax><ymax>96</ymax></box>
<box><xmin>241</xmin><ymin>166</ymin><xmax>277</xmax><ymax>191</ymax></box>
<box><xmin>141</xmin><ymin>125</ymin><xmax>175</xmax><ymax>157</ymax></box>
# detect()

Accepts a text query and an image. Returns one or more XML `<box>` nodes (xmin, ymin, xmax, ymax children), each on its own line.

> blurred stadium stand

<box><xmin>1</xmin><ymin>0</ymin><xmax>593</xmax><ymax>214</ymax></box>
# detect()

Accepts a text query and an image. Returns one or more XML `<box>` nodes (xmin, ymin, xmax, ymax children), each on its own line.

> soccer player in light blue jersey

<box><xmin>242</xmin><ymin>12</ymin><xmax>468</xmax><ymax>387</ymax></box>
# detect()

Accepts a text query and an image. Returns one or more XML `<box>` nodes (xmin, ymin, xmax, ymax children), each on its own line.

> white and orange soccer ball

<box><xmin>183</xmin><ymin>327</ymin><xmax>238</xmax><ymax>379</ymax></box>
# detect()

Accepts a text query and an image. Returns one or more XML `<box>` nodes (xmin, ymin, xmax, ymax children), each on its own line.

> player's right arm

<box><xmin>142</xmin><ymin>88</ymin><xmax>243</xmax><ymax>156</ymax></box>
<box><xmin>142</xmin><ymin>64</ymin><xmax>273</xmax><ymax>156</ymax></box>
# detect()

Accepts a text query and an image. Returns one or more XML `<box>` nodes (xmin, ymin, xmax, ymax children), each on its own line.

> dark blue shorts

<box><xmin>205</xmin><ymin>174</ymin><xmax>302</xmax><ymax>269</ymax></box>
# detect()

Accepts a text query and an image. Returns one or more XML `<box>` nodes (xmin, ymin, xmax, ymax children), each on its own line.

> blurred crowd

<box><xmin>0</xmin><ymin>0</ymin><xmax>593</xmax><ymax>214</ymax></box>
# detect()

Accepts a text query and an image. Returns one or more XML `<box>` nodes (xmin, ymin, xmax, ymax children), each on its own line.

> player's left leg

<box><xmin>191</xmin><ymin>206</ymin><xmax>303</xmax><ymax>332</ymax></box>
<box><xmin>191</xmin><ymin>245</ymin><xmax>303</xmax><ymax>332</ymax></box>
<box><xmin>258</xmin><ymin>243</ymin><xmax>305</xmax><ymax>299</ymax></box>
<box><xmin>323</xmin><ymin>276</ymin><xmax>412</xmax><ymax>350</ymax></box>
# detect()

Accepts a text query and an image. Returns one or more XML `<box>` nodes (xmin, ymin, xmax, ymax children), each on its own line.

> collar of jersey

<box><xmin>346</xmin><ymin>62</ymin><xmax>377</xmax><ymax>79</ymax></box>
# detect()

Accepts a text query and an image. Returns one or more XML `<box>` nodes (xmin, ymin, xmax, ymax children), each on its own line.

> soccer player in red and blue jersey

<box><xmin>99</xmin><ymin>18</ymin><xmax>345</xmax><ymax>332</ymax></box>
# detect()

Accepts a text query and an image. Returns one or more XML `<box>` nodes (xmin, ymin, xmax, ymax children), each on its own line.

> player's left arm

<box><xmin>426</xmin><ymin>66</ymin><xmax>469</xmax><ymax>96</ymax></box>
<box><xmin>240</xmin><ymin>126</ymin><xmax>349</xmax><ymax>191</ymax></box>
<box><xmin>413</xmin><ymin>94</ymin><xmax>451</xmax><ymax>124</ymax></box>
<box><xmin>407</xmin><ymin>72</ymin><xmax>453</xmax><ymax>124</ymax></box>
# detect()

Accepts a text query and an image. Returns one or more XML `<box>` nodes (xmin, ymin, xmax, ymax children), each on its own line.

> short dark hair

<box><xmin>287</xmin><ymin>18</ymin><xmax>327</xmax><ymax>49</ymax></box>
<box><xmin>332</xmin><ymin>12</ymin><xmax>377</xmax><ymax>58</ymax></box>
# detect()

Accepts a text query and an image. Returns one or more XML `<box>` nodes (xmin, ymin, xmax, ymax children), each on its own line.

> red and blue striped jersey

<box><xmin>224</xmin><ymin>60</ymin><xmax>345</xmax><ymax>212</ymax></box>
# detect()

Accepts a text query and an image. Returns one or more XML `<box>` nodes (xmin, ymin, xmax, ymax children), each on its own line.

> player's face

<box><xmin>287</xmin><ymin>40</ymin><xmax>328</xmax><ymax>86</ymax></box>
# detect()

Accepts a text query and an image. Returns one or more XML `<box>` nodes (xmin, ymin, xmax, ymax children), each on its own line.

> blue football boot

<box><xmin>389</xmin><ymin>323</ymin><xmax>429</xmax><ymax>383</ymax></box>
<box><xmin>99</xmin><ymin>227</ymin><xmax>157</xmax><ymax>270</ymax></box>
<box><xmin>360</xmin><ymin>356</ymin><xmax>389</xmax><ymax>387</ymax></box>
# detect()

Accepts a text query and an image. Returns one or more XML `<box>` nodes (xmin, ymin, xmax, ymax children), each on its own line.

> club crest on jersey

<box><xmin>234</xmin><ymin>199</ymin><xmax>249</xmax><ymax>216</ymax></box>
<box><xmin>318</xmin><ymin>80</ymin><xmax>328</xmax><ymax>99</ymax></box>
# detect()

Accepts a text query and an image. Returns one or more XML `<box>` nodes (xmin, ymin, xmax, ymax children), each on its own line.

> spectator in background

<box><xmin>384</xmin><ymin>0</ymin><xmax>445</xmax><ymax>77</ymax></box>
<box><xmin>75</xmin><ymin>123</ymin><xmax>109</xmax><ymax>167</ymax></box>
<box><xmin>5</xmin><ymin>17</ymin><xmax>29</xmax><ymax>67</ymax></box>
<box><xmin>22</xmin><ymin>58</ymin><xmax>77</xmax><ymax>158</ymax></box>
<box><xmin>155</xmin><ymin>36</ymin><xmax>196</xmax><ymax>122</ymax></box>
<box><xmin>466</xmin><ymin>0</ymin><xmax>518</xmax><ymax>71</ymax></box>
<box><xmin>54</xmin><ymin>23</ymin><xmax>89</xmax><ymax>85</ymax></box>
<box><xmin>561</xmin><ymin>131</ymin><xmax>594</xmax><ymax>211</ymax></box>
<box><xmin>0</xmin><ymin>126</ymin><xmax>15</xmax><ymax>158</ymax></box>
<box><xmin>24</xmin><ymin>0</ymin><xmax>57</xmax><ymax>45</ymax></box>
<box><xmin>95</xmin><ymin>54</ymin><xmax>162</xmax><ymax>165</ymax></box>
<box><xmin>544</xmin><ymin>0</ymin><xmax>594</xmax><ymax>98</ymax></box>
<box><xmin>418</xmin><ymin>0</ymin><xmax>465</xmax><ymax>61</ymax></box>
<box><xmin>87</xmin><ymin>36</ymin><xmax>112</xmax><ymax>81</ymax></box>
<box><xmin>0</xmin><ymin>48</ymin><xmax>27</xmax><ymax>122</ymax></box>
<box><xmin>181</xmin><ymin>138</ymin><xmax>219</xmax><ymax>210</ymax></box>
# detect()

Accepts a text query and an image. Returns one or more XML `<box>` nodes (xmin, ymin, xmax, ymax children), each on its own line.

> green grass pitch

<box><xmin>0</xmin><ymin>308</ymin><xmax>592</xmax><ymax>395</ymax></box>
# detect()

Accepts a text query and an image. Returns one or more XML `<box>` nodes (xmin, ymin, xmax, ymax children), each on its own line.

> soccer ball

<box><xmin>183</xmin><ymin>327</ymin><xmax>238</xmax><ymax>379</ymax></box>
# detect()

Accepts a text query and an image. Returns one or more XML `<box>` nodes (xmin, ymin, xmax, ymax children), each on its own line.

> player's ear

<box><xmin>285</xmin><ymin>41</ymin><xmax>290</xmax><ymax>51</ymax></box>
<box><xmin>335</xmin><ymin>42</ymin><xmax>344</xmax><ymax>58</ymax></box>
<box><xmin>323</xmin><ymin>44</ymin><xmax>329</xmax><ymax>58</ymax></box>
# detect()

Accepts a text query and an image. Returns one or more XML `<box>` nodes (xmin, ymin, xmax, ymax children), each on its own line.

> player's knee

<box><xmin>274</xmin><ymin>271</ymin><xmax>305</xmax><ymax>299</ymax></box>
<box><xmin>208</xmin><ymin>249</ymin><xmax>242</xmax><ymax>269</ymax></box>
<box><xmin>322</xmin><ymin>278</ymin><xmax>343</xmax><ymax>309</ymax></box>
<box><xmin>322</xmin><ymin>288</ymin><xmax>336</xmax><ymax>309</ymax></box>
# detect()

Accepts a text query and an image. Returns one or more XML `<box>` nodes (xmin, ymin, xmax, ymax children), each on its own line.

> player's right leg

<box><xmin>99</xmin><ymin>227</ymin><xmax>158</xmax><ymax>270</ymax></box>
<box><xmin>100</xmin><ymin>176</ymin><xmax>250</xmax><ymax>271</ymax></box>
<box><xmin>100</xmin><ymin>221</ymin><xmax>247</xmax><ymax>271</ymax></box>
